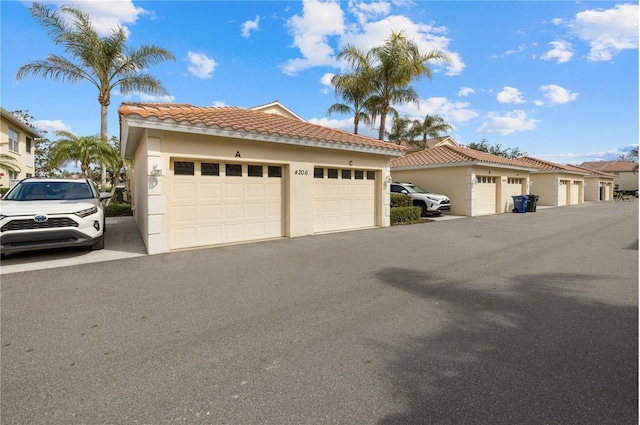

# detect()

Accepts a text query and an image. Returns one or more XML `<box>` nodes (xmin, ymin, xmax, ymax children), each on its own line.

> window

<box><xmin>174</xmin><ymin>161</ymin><xmax>194</xmax><ymax>176</ymax></box>
<box><xmin>354</xmin><ymin>170</ymin><xmax>364</xmax><ymax>180</ymax></box>
<box><xmin>202</xmin><ymin>162</ymin><xmax>219</xmax><ymax>176</ymax></box>
<box><xmin>342</xmin><ymin>169</ymin><xmax>352</xmax><ymax>179</ymax></box>
<box><xmin>507</xmin><ymin>178</ymin><xmax>522</xmax><ymax>184</ymax></box>
<box><xmin>477</xmin><ymin>176</ymin><xmax>495</xmax><ymax>184</ymax></box>
<box><xmin>26</xmin><ymin>173</ymin><xmax>32</xmax><ymax>178</ymax></box>
<box><xmin>366</xmin><ymin>171</ymin><xmax>375</xmax><ymax>180</ymax></box>
<box><xmin>268</xmin><ymin>166</ymin><xmax>282</xmax><ymax>178</ymax></box>
<box><xmin>327</xmin><ymin>169</ymin><xmax>338</xmax><ymax>179</ymax></box>
<box><xmin>26</xmin><ymin>137</ymin><xmax>32</xmax><ymax>154</ymax></box>
<box><xmin>8</xmin><ymin>128</ymin><xmax>19</xmax><ymax>153</ymax></box>
<box><xmin>8</xmin><ymin>171</ymin><xmax>18</xmax><ymax>180</ymax></box>
<box><xmin>226</xmin><ymin>164</ymin><xmax>242</xmax><ymax>176</ymax></box>
<box><xmin>314</xmin><ymin>167</ymin><xmax>324</xmax><ymax>179</ymax></box>
<box><xmin>248</xmin><ymin>165</ymin><xmax>263</xmax><ymax>177</ymax></box>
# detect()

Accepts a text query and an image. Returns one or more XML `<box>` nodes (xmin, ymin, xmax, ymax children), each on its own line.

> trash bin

<box><xmin>526</xmin><ymin>194</ymin><xmax>539</xmax><ymax>212</ymax></box>
<box><xmin>512</xmin><ymin>195</ymin><xmax>529</xmax><ymax>213</ymax></box>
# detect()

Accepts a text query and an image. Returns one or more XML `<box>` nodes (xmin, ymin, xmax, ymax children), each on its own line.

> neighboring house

<box><xmin>390</xmin><ymin>144</ymin><xmax>536</xmax><ymax>217</ymax></box>
<box><xmin>118</xmin><ymin>101</ymin><xmax>406</xmax><ymax>255</ymax></box>
<box><xmin>565</xmin><ymin>164</ymin><xmax>616</xmax><ymax>202</ymax></box>
<box><xmin>397</xmin><ymin>135</ymin><xmax>459</xmax><ymax>154</ymax></box>
<box><xmin>580</xmin><ymin>161</ymin><xmax>638</xmax><ymax>193</ymax></box>
<box><xmin>0</xmin><ymin>107</ymin><xmax>42</xmax><ymax>188</ymax></box>
<box><xmin>518</xmin><ymin>156</ymin><xmax>588</xmax><ymax>207</ymax></box>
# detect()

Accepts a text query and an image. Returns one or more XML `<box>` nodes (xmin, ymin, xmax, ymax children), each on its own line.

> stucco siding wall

<box><xmin>614</xmin><ymin>172</ymin><xmax>638</xmax><ymax>192</ymax></box>
<box><xmin>0</xmin><ymin>116</ymin><xmax>36</xmax><ymax>187</ymax></box>
<box><xmin>133</xmin><ymin>134</ymin><xmax>150</xmax><ymax>253</ymax></box>
<box><xmin>390</xmin><ymin>167</ymin><xmax>468</xmax><ymax>216</ymax></box>
<box><xmin>134</xmin><ymin>130</ymin><xmax>392</xmax><ymax>253</ymax></box>
<box><xmin>530</xmin><ymin>174</ymin><xmax>558</xmax><ymax>206</ymax></box>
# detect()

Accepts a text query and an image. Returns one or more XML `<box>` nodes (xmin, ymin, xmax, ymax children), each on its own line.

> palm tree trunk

<box><xmin>378</xmin><ymin>112</ymin><xmax>387</xmax><ymax>140</ymax></box>
<box><xmin>100</xmin><ymin>103</ymin><xmax>108</xmax><ymax>190</ymax></box>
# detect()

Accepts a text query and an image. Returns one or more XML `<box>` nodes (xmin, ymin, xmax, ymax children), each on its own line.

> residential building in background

<box><xmin>0</xmin><ymin>107</ymin><xmax>42</xmax><ymax>188</ymax></box>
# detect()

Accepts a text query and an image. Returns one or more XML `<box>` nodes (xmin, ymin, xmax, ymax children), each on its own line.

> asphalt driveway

<box><xmin>1</xmin><ymin>201</ymin><xmax>637</xmax><ymax>424</ymax></box>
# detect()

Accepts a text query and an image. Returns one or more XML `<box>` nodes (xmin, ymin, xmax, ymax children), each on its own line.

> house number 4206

<box><xmin>294</xmin><ymin>169</ymin><xmax>309</xmax><ymax>175</ymax></box>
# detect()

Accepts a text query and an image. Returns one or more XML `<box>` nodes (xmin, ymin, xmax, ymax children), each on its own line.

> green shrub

<box><xmin>105</xmin><ymin>202</ymin><xmax>133</xmax><ymax>217</ymax></box>
<box><xmin>390</xmin><ymin>206</ymin><xmax>421</xmax><ymax>224</ymax></box>
<box><xmin>0</xmin><ymin>187</ymin><xmax>9</xmax><ymax>197</ymax></box>
<box><xmin>110</xmin><ymin>187</ymin><xmax>126</xmax><ymax>204</ymax></box>
<box><xmin>390</xmin><ymin>193</ymin><xmax>412</xmax><ymax>208</ymax></box>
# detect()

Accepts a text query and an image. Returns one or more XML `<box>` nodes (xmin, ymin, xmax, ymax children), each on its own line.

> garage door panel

<box><xmin>170</xmin><ymin>162</ymin><xmax>283</xmax><ymax>250</ymax></box>
<box><xmin>174</xmin><ymin>182</ymin><xmax>197</xmax><ymax>200</ymax></box>
<box><xmin>313</xmin><ymin>169</ymin><xmax>376</xmax><ymax>233</ymax></box>
<box><xmin>474</xmin><ymin>177</ymin><xmax>496</xmax><ymax>215</ymax></box>
<box><xmin>199</xmin><ymin>183</ymin><xmax>221</xmax><ymax>199</ymax></box>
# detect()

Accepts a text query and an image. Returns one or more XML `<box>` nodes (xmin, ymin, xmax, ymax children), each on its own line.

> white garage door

<box><xmin>504</xmin><ymin>178</ymin><xmax>525</xmax><ymax>212</ymax></box>
<box><xmin>313</xmin><ymin>168</ymin><xmax>376</xmax><ymax>233</ymax></box>
<box><xmin>474</xmin><ymin>176</ymin><xmax>497</xmax><ymax>215</ymax></box>
<box><xmin>558</xmin><ymin>180</ymin><xmax>568</xmax><ymax>206</ymax></box>
<box><xmin>570</xmin><ymin>181</ymin><xmax>580</xmax><ymax>204</ymax></box>
<box><xmin>169</xmin><ymin>161</ymin><xmax>283</xmax><ymax>250</ymax></box>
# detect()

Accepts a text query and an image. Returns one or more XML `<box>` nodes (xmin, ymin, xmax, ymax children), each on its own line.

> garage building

<box><xmin>390</xmin><ymin>145</ymin><xmax>535</xmax><ymax>217</ymax></box>
<box><xmin>119</xmin><ymin>102</ymin><xmax>406</xmax><ymax>254</ymax></box>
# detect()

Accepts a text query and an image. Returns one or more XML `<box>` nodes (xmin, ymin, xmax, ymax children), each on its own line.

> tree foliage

<box><xmin>49</xmin><ymin>131</ymin><xmax>120</xmax><ymax>179</ymax></box>
<box><xmin>467</xmin><ymin>139</ymin><xmax>526</xmax><ymax>159</ymax></box>
<box><xmin>17</xmin><ymin>2</ymin><xmax>175</xmax><ymax>187</ymax></box>
<box><xmin>618</xmin><ymin>147</ymin><xmax>638</xmax><ymax>162</ymax></box>
<box><xmin>334</xmin><ymin>30</ymin><xmax>449</xmax><ymax>140</ymax></box>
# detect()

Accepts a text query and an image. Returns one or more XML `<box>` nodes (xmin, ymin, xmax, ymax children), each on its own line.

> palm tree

<box><xmin>0</xmin><ymin>143</ymin><xmax>21</xmax><ymax>175</ymax></box>
<box><xmin>386</xmin><ymin>113</ymin><xmax>417</xmax><ymax>145</ymax></box>
<box><xmin>49</xmin><ymin>131</ymin><xmax>120</xmax><ymax>179</ymax></box>
<box><xmin>16</xmin><ymin>2</ymin><xmax>175</xmax><ymax>188</ymax></box>
<box><xmin>328</xmin><ymin>67</ymin><xmax>374</xmax><ymax>135</ymax></box>
<box><xmin>338</xmin><ymin>31</ymin><xmax>449</xmax><ymax>140</ymax></box>
<box><xmin>410</xmin><ymin>114</ymin><xmax>453</xmax><ymax>149</ymax></box>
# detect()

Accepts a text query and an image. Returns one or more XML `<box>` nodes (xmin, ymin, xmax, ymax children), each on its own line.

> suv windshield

<box><xmin>4</xmin><ymin>181</ymin><xmax>94</xmax><ymax>201</ymax></box>
<box><xmin>405</xmin><ymin>185</ymin><xmax>428</xmax><ymax>194</ymax></box>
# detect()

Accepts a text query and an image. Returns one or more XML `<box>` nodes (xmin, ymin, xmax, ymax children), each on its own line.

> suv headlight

<box><xmin>75</xmin><ymin>206</ymin><xmax>98</xmax><ymax>218</ymax></box>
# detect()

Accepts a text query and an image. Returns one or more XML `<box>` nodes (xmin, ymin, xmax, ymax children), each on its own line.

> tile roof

<box><xmin>580</xmin><ymin>160</ymin><xmax>639</xmax><ymax>172</ymax></box>
<box><xmin>119</xmin><ymin>102</ymin><xmax>406</xmax><ymax>155</ymax></box>
<box><xmin>563</xmin><ymin>164</ymin><xmax>617</xmax><ymax>178</ymax></box>
<box><xmin>519</xmin><ymin>156</ymin><xmax>590</xmax><ymax>174</ymax></box>
<box><xmin>391</xmin><ymin>144</ymin><xmax>535</xmax><ymax>169</ymax></box>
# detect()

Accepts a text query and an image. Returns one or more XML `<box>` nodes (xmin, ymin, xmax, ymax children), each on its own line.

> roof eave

<box><xmin>392</xmin><ymin>161</ymin><xmax>537</xmax><ymax>172</ymax></box>
<box><xmin>121</xmin><ymin>115</ymin><xmax>406</xmax><ymax>158</ymax></box>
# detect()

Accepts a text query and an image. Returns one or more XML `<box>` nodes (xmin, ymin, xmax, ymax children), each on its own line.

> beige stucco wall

<box><xmin>390</xmin><ymin>166</ymin><xmax>468</xmax><ymax>216</ymax></box>
<box><xmin>530</xmin><ymin>172</ymin><xmax>584</xmax><ymax>206</ymax></box>
<box><xmin>132</xmin><ymin>129</ymin><xmax>392</xmax><ymax>254</ymax></box>
<box><xmin>391</xmin><ymin>165</ymin><xmax>530</xmax><ymax>217</ymax></box>
<box><xmin>0</xmin><ymin>115</ymin><xmax>37</xmax><ymax>188</ymax></box>
<box><xmin>584</xmin><ymin>177</ymin><xmax>615</xmax><ymax>201</ymax></box>
<box><xmin>613</xmin><ymin>171</ymin><xmax>638</xmax><ymax>192</ymax></box>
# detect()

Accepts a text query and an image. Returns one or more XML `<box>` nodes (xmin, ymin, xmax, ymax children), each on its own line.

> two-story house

<box><xmin>0</xmin><ymin>107</ymin><xmax>42</xmax><ymax>188</ymax></box>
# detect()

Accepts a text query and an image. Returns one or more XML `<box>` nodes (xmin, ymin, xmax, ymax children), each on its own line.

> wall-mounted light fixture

<box><xmin>385</xmin><ymin>175</ymin><xmax>393</xmax><ymax>184</ymax></box>
<box><xmin>150</xmin><ymin>163</ymin><xmax>163</xmax><ymax>177</ymax></box>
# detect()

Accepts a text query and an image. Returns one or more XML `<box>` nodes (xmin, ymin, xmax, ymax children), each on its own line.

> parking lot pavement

<box><xmin>0</xmin><ymin>203</ymin><xmax>583</xmax><ymax>274</ymax></box>
<box><xmin>0</xmin><ymin>216</ymin><xmax>147</xmax><ymax>275</ymax></box>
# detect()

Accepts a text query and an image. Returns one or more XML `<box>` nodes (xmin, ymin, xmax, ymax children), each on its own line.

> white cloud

<box><xmin>540</xmin><ymin>40</ymin><xmax>574</xmax><ymax>64</ymax></box>
<box><xmin>340</xmin><ymin>14</ymin><xmax>465</xmax><ymax>76</ymax></box>
<box><xmin>566</xmin><ymin>3</ymin><xmax>639</xmax><ymax>61</ymax></box>
<box><xmin>56</xmin><ymin>1</ymin><xmax>149</xmax><ymax>37</ymax></box>
<box><xmin>497</xmin><ymin>86</ymin><xmax>525</xmax><ymax>104</ymax></box>
<box><xmin>211</xmin><ymin>101</ymin><xmax>227</xmax><ymax>107</ymax></box>
<box><xmin>112</xmin><ymin>88</ymin><xmax>175</xmax><ymax>102</ymax></box>
<box><xmin>33</xmin><ymin>119</ymin><xmax>72</xmax><ymax>133</ymax></box>
<box><xmin>395</xmin><ymin>97</ymin><xmax>479</xmax><ymax>124</ymax></box>
<box><xmin>539</xmin><ymin>84</ymin><xmax>578</xmax><ymax>105</ymax></box>
<box><xmin>187</xmin><ymin>51</ymin><xmax>217</xmax><ymax>79</ymax></box>
<box><xmin>282</xmin><ymin>1</ymin><xmax>465</xmax><ymax>76</ymax></box>
<box><xmin>281</xmin><ymin>0</ymin><xmax>346</xmax><ymax>75</ymax></box>
<box><xmin>320</xmin><ymin>73</ymin><xmax>335</xmax><ymax>94</ymax></box>
<box><xmin>458</xmin><ymin>87</ymin><xmax>475</xmax><ymax>97</ymax></box>
<box><xmin>241</xmin><ymin>15</ymin><xmax>260</xmax><ymax>38</ymax></box>
<box><xmin>477</xmin><ymin>110</ymin><xmax>539</xmax><ymax>135</ymax></box>
<box><xmin>347</xmin><ymin>0</ymin><xmax>392</xmax><ymax>25</ymax></box>
<box><xmin>534</xmin><ymin>149</ymin><xmax>630</xmax><ymax>164</ymax></box>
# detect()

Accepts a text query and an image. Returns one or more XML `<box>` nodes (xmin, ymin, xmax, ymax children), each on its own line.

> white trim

<box><xmin>391</xmin><ymin>161</ymin><xmax>537</xmax><ymax>172</ymax></box>
<box><xmin>122</xmin><ymin>116</ymin><xmax>406</xmax><ymax>158</ymax></box>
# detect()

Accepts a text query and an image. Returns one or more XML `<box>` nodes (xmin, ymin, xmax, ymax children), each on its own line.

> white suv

<box><xmin>0</xmin><ymin>178</ymin><xmax>111</xmax><ymax>257</ymax></box>
<box><xmin>391</xmin><ymin>182</ymin><xmax>451</xmax><ymax>216</ymax></box>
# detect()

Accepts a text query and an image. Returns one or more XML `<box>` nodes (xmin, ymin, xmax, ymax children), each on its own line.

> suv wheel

<box><xmin>416</xmin><ymin>201</ymin><xmax>428</xmax><ymax>217</ymax></box>
<box><xmin>91</xmin><ymin>232</ymin><xmax>105</xmax><ymax>250</ymax></box>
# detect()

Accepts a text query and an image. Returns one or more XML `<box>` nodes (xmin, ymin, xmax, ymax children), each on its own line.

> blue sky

<box><xmin>1</xmin><ymin>0</ymin><xmax>638</xmax><ymax>164</ymax></box>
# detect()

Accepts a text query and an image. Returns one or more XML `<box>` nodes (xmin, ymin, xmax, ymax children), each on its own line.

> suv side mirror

<box><xmin>401</xmin><ymin>189</ymin><xmax>409</xmax><ymax>194</ymax></box>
